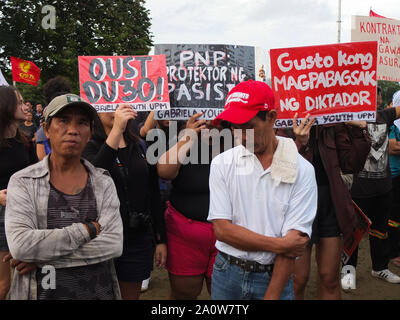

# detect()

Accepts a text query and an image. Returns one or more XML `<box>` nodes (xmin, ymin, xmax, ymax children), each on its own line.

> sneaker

<box><xmin>141</xmin><ymin>277</ymin><xmax>150</xmax><ymax>292</ymax></box>
<box><xmin>371</xmin><ymin>269</ymin><xmax>400</xmax><ymax>284</ymax></box>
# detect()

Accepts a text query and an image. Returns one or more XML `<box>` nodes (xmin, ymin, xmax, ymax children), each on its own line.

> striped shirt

<box><xmin>5</xmin><ymin>156</ymin><xmax>123</xmax><ymax>300</ymax></box>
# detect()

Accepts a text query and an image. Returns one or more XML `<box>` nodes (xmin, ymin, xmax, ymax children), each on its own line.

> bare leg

<box><xmin>293</xmin><ymin>245</ymin><xmax>312</xmax><ymax>300</ymax></box>
<box><xmin>315</xmin><ymin>237</ymin><xmax>342</xmax><ymax>300</ymax></box>
<box><xmin>118</xmin><ymin>281</ymin><xmax>142</xmax><ymax>300</ymax></box>
<box><xmin>0</xmin><ymin>251</ymin><xmax>10</xmax><ymax>300</ymax></box>
<box><xmin>168</xmin><ymin>273</ymin><xmax>205</xmax><ymax>300</ymax></box>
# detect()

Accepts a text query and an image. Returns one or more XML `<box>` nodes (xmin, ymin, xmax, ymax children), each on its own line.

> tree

<box><xmin>0</xmin><ymin>0</ymin><xmax>153</xmax><ymax>102</ymax></box>
<box><xmin>378</xmin><ymin>80</ymin><xmax>400</xmax><ymax>108</ymax></box>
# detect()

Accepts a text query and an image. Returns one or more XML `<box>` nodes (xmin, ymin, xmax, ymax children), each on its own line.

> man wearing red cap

<box><xmin>207</xmin><ymin>80</ymin><xmax>317</xmax><ymax>300</ymax></box>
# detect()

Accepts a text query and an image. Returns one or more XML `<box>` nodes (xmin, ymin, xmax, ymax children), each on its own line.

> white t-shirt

<box><xmin>207</xmin><ymin>139</ymin><xmax>317</xmax><ymax>265</ymax></box>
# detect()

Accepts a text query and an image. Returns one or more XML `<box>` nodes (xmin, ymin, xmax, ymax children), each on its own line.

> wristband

<box><xmin>86</xmin><ymin>222</ymin><xmax>97</xmax><ymax>240</ymax></box>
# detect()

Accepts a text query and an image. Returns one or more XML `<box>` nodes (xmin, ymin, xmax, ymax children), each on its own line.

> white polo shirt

<box><xmin>207</xmin><ymin>137</ymin><xmax>317</xmax><ymax>265</ymax></box>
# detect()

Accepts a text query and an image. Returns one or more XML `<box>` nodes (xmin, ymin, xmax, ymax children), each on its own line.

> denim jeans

<box><xmin>211</xmin><ymin>252</ymin><xmax>294</xmax><ymax>300</ymax></box>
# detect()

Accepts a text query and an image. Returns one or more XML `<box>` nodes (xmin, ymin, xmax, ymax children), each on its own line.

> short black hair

<box><xmin>255</xmin><ymin>110</ymin><xmax>269</xmax><ymax>121</ymax></box>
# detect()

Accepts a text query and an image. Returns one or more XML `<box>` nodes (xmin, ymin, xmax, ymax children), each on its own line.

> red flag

<box><xmin>369</xmin><ymin>9</ymin><xmax>388</xmax><ymax>19</ymax></box>
<box><xmin>10</xmin><ymin>57</ymin><xmax>41</xmax><ymax>86</ymax></box>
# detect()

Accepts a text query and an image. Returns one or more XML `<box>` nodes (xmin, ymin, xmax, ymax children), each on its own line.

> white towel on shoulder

<box><xmin>270</xmin><ymin>137</ymin><xmax>298</xmax><ymax>185</ymax></box>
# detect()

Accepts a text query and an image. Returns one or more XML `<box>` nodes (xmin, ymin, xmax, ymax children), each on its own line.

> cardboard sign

<box><xmin>342</xmin><ymin>201</ymin><xmax>372</xmax><ymax>265</ymax></box>
<box><xmin>78</xmin><ymin>55</ymin><xmax>170</xmax><ymax>112</ymax></box>
<box><xmin>270</xmin><ymin>42</ymin><xmax>377</xmax><ymax>128</ymax></box>
<box><xmin>352</xmin><ymin>15</ymin><xmax>400</xmax><ymax>82</ymax></box>
<box><xmin>153</xmin><ymin>44</ymin><xmax>261</xmax><ymax>120</ymax></box>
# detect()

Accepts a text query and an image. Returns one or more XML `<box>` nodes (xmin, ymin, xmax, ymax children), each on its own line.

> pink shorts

<box><xmin>165</xmin><ymin>202</ymin><xmax>217</xmax><ymax>278</ymax></box>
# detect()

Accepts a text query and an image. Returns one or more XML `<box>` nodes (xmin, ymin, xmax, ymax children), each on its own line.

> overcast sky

<box><xmin>145</xmin><ymin>0</ymin><xmax>400</xmax><ymax>50</ymax></box>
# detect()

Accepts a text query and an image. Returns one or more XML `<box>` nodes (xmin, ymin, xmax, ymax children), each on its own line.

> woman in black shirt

<box><xmin>0</xmin><ymin>86</ymin><xmax>38</xmax><ymax>300</ymax></box>
<box><xmin>157</xmin><ymin>112</ymin><xmax>229</xmax><ymax>300</ymax></box>
<box><xmin>83</xmin><ymin>104</ymin><xmax>166</xmax><ymax>300</ymax></box>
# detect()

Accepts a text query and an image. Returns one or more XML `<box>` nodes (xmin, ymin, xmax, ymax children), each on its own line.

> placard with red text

<box><xmin>79</xmin><ymin>55</ymin><xmax>170</xmax><ymax>112</ymax></box>
<box><xmin>270</xmin><ymin>41</ymin><xmax>377</xmax><ymax>128</ymax></box>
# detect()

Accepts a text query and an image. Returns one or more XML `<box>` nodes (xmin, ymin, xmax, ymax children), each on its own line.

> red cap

<box><xmin>213</xmin><ymin>80</ymin><xmax>275</xmax><ymax>125</ymax></box>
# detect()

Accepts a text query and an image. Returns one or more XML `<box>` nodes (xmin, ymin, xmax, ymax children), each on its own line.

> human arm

<box><xmin>208</xmin><ymin>156</ymin><xmax>312</xmax><ymax>257</ymax></box>
<box><xmin>292</xmin><ymin>113</ymin><xmax>315</xmax><ymax>151</ymax></box>
<box><xmin>389</xmin><ymin>125</ymin><xmax>400</xmax><ymax>155</ymax></box>
<box><xmin>40</xmin><ymin>176</ymin><xmax>123</xmax><ymax>268</ymax></box>
<box><xmin>157</xmin><ymin>113</ymin><xmax>206</xmax><ymax>180</ymax></box>
<box><xmin>395</xmin><ymin>106</ymin><xmax>400</xmax><ymax>119</ymax></box>
<box><xmin>139</xmin><ymin>111</ymin><xmax>156</xmax><ymax>138</ymax></box>
<box><xmin>3</xmin><ymin>252</ymin><xmax>36</xmax><ymax>275</ymax></box>
<box><xmin>212</xmin><ymin>219</ymin><xmax>309</xmax><ymax>256</ymax></box>
<box><xmin>263</xmin><ymin>254</ymin><xmax>294</xmax><ymax>300</ymax></box>
<box><xmin>5</xmin><ymin>176</ymin><xmax>92</xmax><ymax>263</ymax></box>
<box><xmin>149</xmin><ymin>164</ymin><xmax>167</xmax><ymax>244</ymax></box>
<box><xmin>36</xmin><ymin>143</ymin><xmax>47</xmax><ymax>161</ymax></box>
<box><xmin>259</xmin><ymin>65</ymin><xmax>266</xmax><ymax>82</ymax></box>
<box><xmin>389</xmin><ymin>139</ymin><xmax>400</xmax><ymax>155</ymax></box>
<box><xmin>105</xmin><ymin>104</ymin><xmax>137</xmax><ymax>150</ymax></box>
<box><xmin>0</xmin><ymin>189</ymin><xmax>6</xmax><ymax>206</ymax></box>
<box><xmin>155</xmin><ymin>244</ymin><xmax>167</xmax><ymax>269</ymax></box>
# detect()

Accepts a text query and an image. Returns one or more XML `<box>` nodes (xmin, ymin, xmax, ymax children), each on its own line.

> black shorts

<box><xmin>114</xmin><ymin>228</ymin><xmax>155</xmax><ymax>282</ymax></box>
<box><xmin>0</xmin><ymin>205</ymin><xmax>8</xmax><ymax>251</ymax></box>
<box><xmin>311</xmin><ymin>185</ymin><xmax>342</xmax><ymax>244</ymax></box>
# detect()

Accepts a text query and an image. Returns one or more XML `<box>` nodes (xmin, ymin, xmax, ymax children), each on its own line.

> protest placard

<box><xmin>78</xmin><ymin>55</ymin><xmax>170</xmax><ymax>112</ymax></box>
<box><xmin>342</xmin><ymin>201</ymin><xmax>372</xmax><ymax>265</ymax></box>
<box><xmin>153</xmin><ymin>44</ymin><xmax>263</xmax><ymax>120</ymax></box>
<box><xmin>270</xmin><ymin>41</ymin><xmax>377</xmax><ymax>128</ymax></box>
<box><xmin>351</xmin><ymin>15</ymin><xmax>400</xmax><ymax>82</ymax></box>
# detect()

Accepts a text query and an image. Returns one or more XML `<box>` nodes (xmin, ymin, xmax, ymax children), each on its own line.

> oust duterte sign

<box><xmin>270</xmin><ymin>41</ymin><xmax>377</xmax><ymax>128</ymax></box>
<box><xmin>78</xmin><ymin>55</ymin><xmax>170</xmax><ymax>112</ymax></box>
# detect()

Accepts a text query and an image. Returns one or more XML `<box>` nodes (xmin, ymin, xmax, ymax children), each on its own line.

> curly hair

<box><xmin>43</xmin><ymin>76</ymin><xmax>72</xmax><ymax>105</ymax></box>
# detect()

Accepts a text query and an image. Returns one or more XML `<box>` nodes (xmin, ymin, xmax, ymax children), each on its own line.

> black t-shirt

<box><xmin>82</xmin><ymin>138</ymin><xmax>165</xmax><ymax>243</ymax></box>
<box><xmin>351</xmin><ymin>107</ymin><xmax>397</xmax><ymax>198</ymax></box>
<box><xmin>0</xmin><ymin>137</ymin><xmax>38</xmax><ymax>190</ymax></box>
<box><xmin>19</xmin><ymin>122</ymin><xmax>37</xmax><ymax>142</ymax></box>
<box><xmin>170</xmin><ymin>141</ymin><xmax>218</xmax><ymax>222</ymax></box>
<box><xmin>310</xmin><ymin>127</ymin><xmax>330</xmax><ymax>186</ymax></box>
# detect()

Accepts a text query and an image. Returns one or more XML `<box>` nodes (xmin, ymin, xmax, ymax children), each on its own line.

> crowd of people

<box><xmin>0</xmin><ymin>73</ymin><xmax>399</xmax><ymax>300</ymax></box>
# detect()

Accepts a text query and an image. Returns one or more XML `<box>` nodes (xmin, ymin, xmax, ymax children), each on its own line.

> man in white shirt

<box><xmin>208</xmin><ymin>80</ymin><xmax>317</xmax><ymax>300</ymax></box>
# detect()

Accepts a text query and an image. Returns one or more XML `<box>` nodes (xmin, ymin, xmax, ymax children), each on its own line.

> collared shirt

<box><xmin>207</xmin><ymin>137</ymin><xmax>317</xmax><ymax>265</ymax></box>
<box><xmin>5</xmin><ymin>156</ymin><xmax>123</xmax><ymax>300</ymax></box>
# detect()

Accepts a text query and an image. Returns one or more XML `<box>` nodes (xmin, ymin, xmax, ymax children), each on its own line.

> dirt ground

<box><xmin>141</xmin><ymin>235</ymin><xmax>400</xmax><ymax>300</ymax></box>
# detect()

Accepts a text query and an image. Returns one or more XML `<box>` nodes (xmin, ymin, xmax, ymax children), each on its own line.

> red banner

<box><xmin>369</xmin><ymin>9</ymin><xmax>388</xmax><ymax>19</ymax></box>
<box><xmin>10</xmin><ymin>56</ymin><xmax>40</xmax><ymax>86</ymax></box>
<box><xmin>78</xmin><ymin>55</ymin><xmax>170</xmax><ymax>112</ymax></box>
<box><xmin>270</xmin><ymin>42</ymin><xmax>378</xmax><ymax>128</ymax></box>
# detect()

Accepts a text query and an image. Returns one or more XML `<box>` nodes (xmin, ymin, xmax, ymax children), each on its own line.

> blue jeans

<box><xmin>211</xmin><ymin>252</ymin><xmax>294</xmax><ymax>300</ymax></box>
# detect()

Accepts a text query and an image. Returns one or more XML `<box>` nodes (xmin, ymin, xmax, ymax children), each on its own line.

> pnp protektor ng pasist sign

<box><xmin>270</xmin><ymin>41</ymin><xmax>377</xmax><ymax>128</ymax></box>
<box><xmin>154</xmin><ymin>44</ymin><xmax>256</xmax><ymax>120</ymax></box>
<box><xmin>78</xmin><ymin>55</ymin><xmax>170</xmax><ymax>112</ymax></box>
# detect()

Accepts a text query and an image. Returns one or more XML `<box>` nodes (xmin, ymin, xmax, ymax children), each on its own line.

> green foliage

<box><xmin>0</xmin><ymin>0</ymin><xmax>153</xmax><ymax>103</ymax></box>
<box><xmin>378</xmin><ymin>80</ymin><xmax>400</xmax><ymax>108</ymax></box>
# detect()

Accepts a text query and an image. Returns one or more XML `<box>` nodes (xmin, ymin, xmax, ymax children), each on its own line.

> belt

<box><xmin>219</xmin><ymin>252</ymin><xmax>274</xmax><ymax>273</ymax></box>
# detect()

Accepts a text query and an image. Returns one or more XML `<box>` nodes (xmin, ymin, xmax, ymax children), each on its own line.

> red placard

<box><xmin>342</xmin><ymin>201</ymin><xmax>372</xmax><ymax>265</ymax></box>
<box><xmin>10</xmin><ymin>56</ymin><xmax>40</xmax><ymax>86</ymax></box>
<box><xmin>78</xmin><ymin>55</ymin><xmax>170</xmax><ymax>112</ymax></box>
<box><xmin>270</xmin><ymin>42</ymin><xmax>377</xmax><ymax>128</ymax></box>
